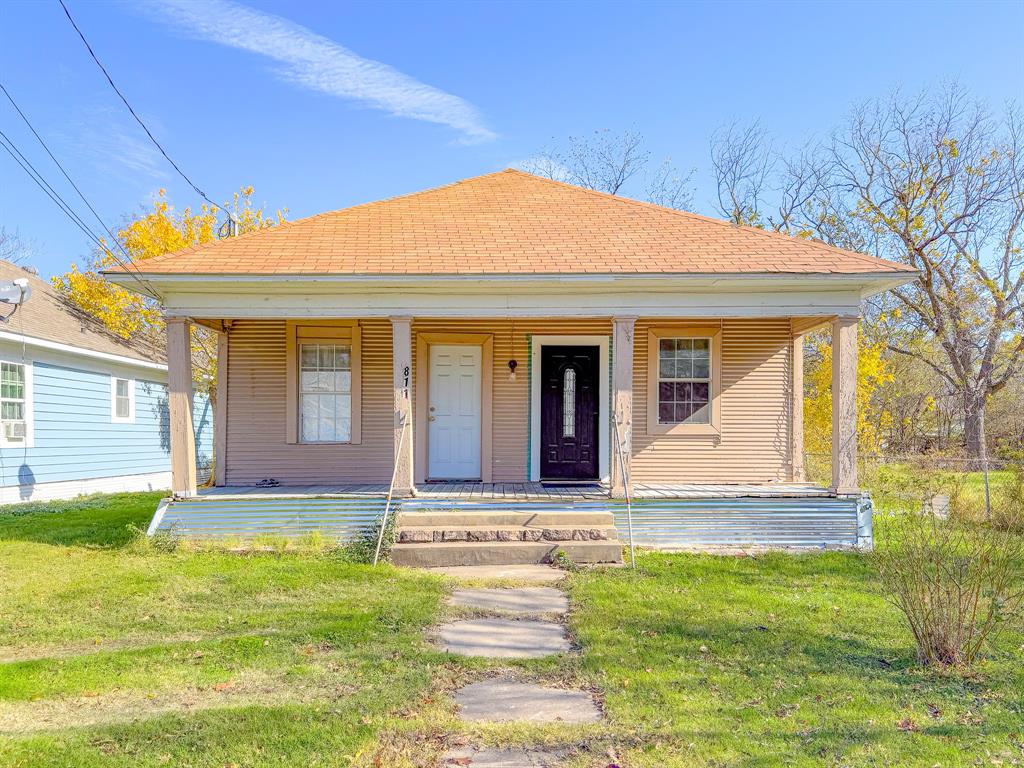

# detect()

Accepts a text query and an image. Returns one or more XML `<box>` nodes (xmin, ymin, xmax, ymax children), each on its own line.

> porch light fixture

<box><xmin>508</xmin><ymin>359</ymin><xmax>518</xmax><ymax>382</ymax></box>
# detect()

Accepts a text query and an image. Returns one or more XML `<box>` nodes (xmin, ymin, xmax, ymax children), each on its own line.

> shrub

<box><xmin>875</xmin><ymin>507</ymin><xmax>1024</xmax><ymax>668</ymax></box>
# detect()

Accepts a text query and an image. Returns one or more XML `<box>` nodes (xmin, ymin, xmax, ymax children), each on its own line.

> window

<box><xmin>1</xmin><ymin>362</ymin><xmax>28</xmax><ymax>445</ymax></box>
<box><xmin>299</xmin><ymin>343</ymin><xmax>352</xmax><ymax>442</ymax></box>
<box><xmin>562</xmin><ymin>367</ymin><xmax>576</xmax><ymax>438</ymax></box>
<box><xmin>657</xmin><ymin>338</ymin><xmax>711</xmax><ymax>425</ymax></box>
<box><xmin>647</xmin><ymin>327</ymin><xmax>720</xmax><ymax>436</ymax></box>
<box><xmin>111</xmin><ymin>377</ymin><xmax>135</xmax><ymax>423</ymax></box>
<box><xmin>286</xmin><ymin>322</ymin><xmax>362</xmax><ymax>445</ymax></box>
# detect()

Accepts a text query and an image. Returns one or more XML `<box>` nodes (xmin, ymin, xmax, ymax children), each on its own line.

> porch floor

<box><xmin>196</xmin><ymin>481</ymin><xmax>832</xmax><ymax>501</ymax></box>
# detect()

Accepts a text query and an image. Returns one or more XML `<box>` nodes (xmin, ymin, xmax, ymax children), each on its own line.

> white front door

<box><xmin>428</xmin><ymin>345</ymin><xmax>482</xmax><ymax>479</ymax></box>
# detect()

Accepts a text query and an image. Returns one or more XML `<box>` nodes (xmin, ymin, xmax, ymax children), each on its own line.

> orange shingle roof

<box><xmin>109</xmin><ymin>170</ymin><xmax>913</xmax><ymax>277</ymax></box>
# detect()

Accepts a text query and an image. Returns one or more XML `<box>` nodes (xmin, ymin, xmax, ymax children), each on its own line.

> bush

<box><xmin>875</xmin><ymin>507</ymin><xmax>1024</xmax><ymax>668</ymax></box>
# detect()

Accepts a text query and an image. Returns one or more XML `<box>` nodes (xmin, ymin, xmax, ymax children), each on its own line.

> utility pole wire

<box><xmin>57</xmin><ymin>0</ymin><xmax>237</xmax><ymax>235</ymax></box>
<box><xmin>0</xmin><ymin>81</ymin><xmax>161</xmax><ymax>298</ymax></box>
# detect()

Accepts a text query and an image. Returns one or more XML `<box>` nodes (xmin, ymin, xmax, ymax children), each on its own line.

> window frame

<box><xmin>0</xmin><ymin>359</ymin><xmax>33</xmax><ymax>448</ymax></box>
<box><xmin>646</xmin><ymin>326</ymin><xmax>722</xmax><ymax>437</ymax></box>
<box><xmin>285</xmin><ymin>322</ymin><xmax>362</xmax><ymax>445</ymax></box>
<box><xmin>110</xmin><ymin>375</ymin><xmax>136</xmax><ymax>424</ymax></box>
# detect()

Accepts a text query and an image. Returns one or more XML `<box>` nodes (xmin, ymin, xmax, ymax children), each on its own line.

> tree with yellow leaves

<box><xmin>804</xmin><ymin>328</ymin><xmax>894</xmax><ymax>463</ymax></box>
<box><xmin>53</xmin><ymin>186</ymin><xmax>284</xmax><ymax>394</ymax></box>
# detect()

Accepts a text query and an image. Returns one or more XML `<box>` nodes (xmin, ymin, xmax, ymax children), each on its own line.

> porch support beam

<box><xmin>213</xmin><ymin>327</ymin><xmax>228</xmax><ymax>486</ymax></box>
<box><xmin>790</xmin><ymin>326</ymin><xmax>805</xmax><ymax>482</ymax></box>
<box><xmin>391</xmin><ymin>316</ymin><xmax>414</xmax><ymax>496</ymax></box>
<box><xmin>611</xmin><ymin>316</ymin><xmax>636</xmax><ymax>498</ymax></box>
<box><xmin>831</xmin><ymin>315</ymin><xmax>859</xmax><ymax>495</ymax></box>
<box><xmin>166</xmin><ymin>317</ymin><xmax>197</xmax><ymax>497</ymax></box>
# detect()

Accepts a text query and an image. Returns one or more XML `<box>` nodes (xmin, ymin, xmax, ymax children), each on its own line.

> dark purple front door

<box><xmin>540</xmin><ymin>345</ymin><xmax>599</xmax><ymax>480</ymax></box>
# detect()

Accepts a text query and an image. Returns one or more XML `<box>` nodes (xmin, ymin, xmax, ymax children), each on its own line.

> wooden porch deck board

<box><xmin>197</xmin><ymin>481</ymin><xmax>832</xmax><ymax>501</ymax></box>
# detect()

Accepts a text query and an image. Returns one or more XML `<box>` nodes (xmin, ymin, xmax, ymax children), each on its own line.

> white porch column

<box><xmin>166</xmin><ymin>318</ymin><xmax>197</xmax><ymax>497</ymax></box>
<box><xmin>611</xmin><ymin>316</ymin><xmax>636</xmax><ymax>498</ymax></box>
<box><xmin>391</xmin><ymin>316</ymin><xmax>414</xmax><ymax>496</ymax></box>
<box><xmin>791</xmin><ymin>331</ymin><xmax>805</xmax><ymax>482</ymax></box>
<box><xmin>831</xmin><ymin>315</ymin><xmax>859</xmax><ymax>495</ymax></box>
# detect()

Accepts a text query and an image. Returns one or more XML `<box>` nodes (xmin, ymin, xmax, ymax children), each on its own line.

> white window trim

<box><xmin>529</xmin><ymin>335</ymin><xmax>610</xmax><ymax>483</ymax></box>
<box><xmin>0</xmin><ymin>359</ymin><xmax>33</xmax><ymax>448</ymax></box>
<box><xmin>110</xmin><ymin>376</ymin><xmax>136</xmax><ymax>424</ymax></box>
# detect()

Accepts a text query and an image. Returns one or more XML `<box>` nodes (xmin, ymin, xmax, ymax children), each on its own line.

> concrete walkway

<box><xmin>433</xmin><ymin>565</ymin><xmax>603</xmax><ymax>767</ymax></box>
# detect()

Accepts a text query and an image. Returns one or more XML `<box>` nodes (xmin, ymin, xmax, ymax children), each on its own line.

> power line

<box><xmin>0</xmin><ymin>81</ymin><xmax>161</xmax><ymax>297</ymax></box>
<box><xmin>57</xmin><ymin>0</ymin><xmax>237</xmax><ymax>235</ymax></box>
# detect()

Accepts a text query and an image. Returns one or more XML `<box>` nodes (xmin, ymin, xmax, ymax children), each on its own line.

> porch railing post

<box><xmin>611</xmin><ymin>316</ymin><xmax>636</xmax><ymax>498</ymax></box>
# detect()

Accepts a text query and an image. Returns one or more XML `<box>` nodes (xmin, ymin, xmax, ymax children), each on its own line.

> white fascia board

<box><xmin>0</xmin><ymin>331</ymin><xmax>167</xmax><ymax>372</ymax></box>
<box><xmin>105</xmin><ymin>271</ymin><xmax>917</xmax><ymax>297</ymax></box>
<box><xmin>158</xmin><ymin>287</ymin><xmax>867</xmax><ymax>319</ymax></box>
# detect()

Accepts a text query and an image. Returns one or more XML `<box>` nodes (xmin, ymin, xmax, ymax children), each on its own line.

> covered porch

<box><xmin>163</xmin><ymin>311</ymin><xmax>862</xmax><ymax>504</ymax></box>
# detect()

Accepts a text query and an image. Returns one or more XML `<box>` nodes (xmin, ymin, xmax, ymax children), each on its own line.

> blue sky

<box><xmin>1</xmin><ymin>0</ymin><xmax>1022</xmax><ymax>278</ymax></box>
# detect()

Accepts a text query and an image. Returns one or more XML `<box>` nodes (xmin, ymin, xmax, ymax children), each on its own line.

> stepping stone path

<box><xmin>432</xmin><ymin>565</ymin><xmax>603</xmax><ymax>767</ymax></box>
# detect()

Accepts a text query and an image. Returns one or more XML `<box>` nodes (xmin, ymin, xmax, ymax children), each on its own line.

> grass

<box><xmin>1</xmin><ymin>492</ymin><xmax>1022</xmax><ymax>766</ymax></box>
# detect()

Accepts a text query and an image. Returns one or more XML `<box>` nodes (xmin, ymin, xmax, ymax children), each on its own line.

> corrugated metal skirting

<box><xmin>153</xmin><ymin>494</ymin><xmax>869</xmax><ymax>549</ymax></box>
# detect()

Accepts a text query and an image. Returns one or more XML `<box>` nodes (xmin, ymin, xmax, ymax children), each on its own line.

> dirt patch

<box><xmin>0</xmin><ymin>628</ymin><xmax>283</xmax><ymax>664</ymax></box>
<box><xmin>0</xmin><ymin>669</ymin><xmax>356</xmax><ymax>734</ymax></box>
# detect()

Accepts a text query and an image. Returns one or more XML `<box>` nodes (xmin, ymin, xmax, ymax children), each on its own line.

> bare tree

<box><xmin>832</xmin><ymin>86</ymin><xmax>1024</xmax><ymax>460</ymax></box>
<box><xmin>710</xmin><ymin>122</ymin><xmax>772</xmax><ymax>226</ymax></box>
<box><xmin>646</xmin><ymin>158</ymin><xmax>694</xmax><ymax>211</ymax></box>
<box><xmin>0</xmin><ymin>227</ymin><xmax>30</xmax><ymax>265</ymax></box>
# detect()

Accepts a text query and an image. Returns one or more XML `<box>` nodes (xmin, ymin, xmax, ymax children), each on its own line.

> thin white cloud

<box><xmin>137</xmin><ymin>0</ymin><xmax>497</xmax><ymax>144</ymax></box>
<box><xmin>58</xmin><ymin>106</ymin><xmax>167</xmax><ymax>184</ymax></box>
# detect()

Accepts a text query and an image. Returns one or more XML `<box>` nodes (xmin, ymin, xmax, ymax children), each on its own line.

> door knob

<box><xmin>428</xmin><ymin>415</ymin><xmax>436</xmax><ymax>422</ymax></box>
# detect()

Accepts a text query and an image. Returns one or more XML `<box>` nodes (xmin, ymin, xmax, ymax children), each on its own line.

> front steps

<box><xmin>390</xmin><ymin>508</ymin><xmax>624</xmax><ymax>567</ymax></box>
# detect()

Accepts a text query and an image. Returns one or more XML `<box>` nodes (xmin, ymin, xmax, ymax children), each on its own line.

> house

<box><xmin>104</xmin><ymin>170</ymin><xmax>917</xmax><ymax>563</ymax></box>
<box><xmin>0</xmin><ymin>260</ymin><xmax>212</xmax><ymax>503</ymax></box>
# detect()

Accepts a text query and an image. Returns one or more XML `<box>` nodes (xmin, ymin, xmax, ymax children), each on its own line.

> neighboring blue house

<box><xmin>0</xmin><ymin>261</ymin><xmax>211</xmax><ymax>503</ymax></box>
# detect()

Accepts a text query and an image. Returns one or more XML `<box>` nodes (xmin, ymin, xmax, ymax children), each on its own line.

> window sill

<box><xmin>646</xmin><ymin>423</ymin><xmax>721</xmax><ymax>438</ymax></box>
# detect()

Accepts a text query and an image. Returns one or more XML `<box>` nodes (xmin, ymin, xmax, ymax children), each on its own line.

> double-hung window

<box><xmin>0</xmin><ymin>361</ymin><xmax>29</xmax><ymax>445</ymax></box>
<box><xmin>647</xmin><ymin>327</ymin><xmax>721</xmax><ymax>435</ymax></box>
<box><xmin>111</xmin><ymin>377</ymin><xmax>135</xmax><ymax>423</ymax></box>
<box><xmin>286</xmin><ymin>322</ymin><xmax>362</xmax><ymax>445</ymax></box>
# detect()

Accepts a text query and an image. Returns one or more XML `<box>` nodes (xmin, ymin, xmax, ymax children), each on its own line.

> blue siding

<box><xmin>0</xmin><ymin>358</ymin><xmax>212</xmax><ymax>490</ymax></box>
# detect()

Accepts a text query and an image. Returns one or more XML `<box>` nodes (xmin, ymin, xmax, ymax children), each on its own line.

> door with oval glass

<box><xmin>540</xmin><ymin>345</ymin><xmax>599</xmax><ymax>480</ymax></box>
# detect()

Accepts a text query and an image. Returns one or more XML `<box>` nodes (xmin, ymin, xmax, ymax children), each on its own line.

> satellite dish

<box><xmin>0</xmin><ymin>279</ymin><xmax>31</xmax><ymax>305</ymax></box>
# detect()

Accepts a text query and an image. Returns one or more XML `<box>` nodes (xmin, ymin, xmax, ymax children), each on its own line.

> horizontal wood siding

<box><xmin>224</xmin><ymin>319</ymin><xmax>393</xmax><ymax>485</ymax></box>
<box><xmin>223</xmin><ymin>316</ymin><xmax>794</xmax><ymax>486</ymax></box>
<box><xmin>632</xmin><ymin>318</ymin><xmax>793</xmax><ymax>483</ymax></box>
<box><xmin>412</xmin><ymin>318</ymin><xmax>612</xmax><ymax>482</ymax></box>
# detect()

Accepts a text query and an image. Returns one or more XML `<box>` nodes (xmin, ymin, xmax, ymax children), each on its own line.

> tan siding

<box><xmin>632</xmin><ymin>318</ymin><xmax>793</xmax><ymax>483</ymax></box>
<box><xmin>223</xmin><ymin>316</ymin><xmax>794</xmax><ymax>486</ymax></box>
<box><xmin>225</xmin><ymin>319</ymin><xmax>393</xmax><ymax>484</ymax></box>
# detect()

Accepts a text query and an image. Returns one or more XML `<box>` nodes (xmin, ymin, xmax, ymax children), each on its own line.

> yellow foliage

<box><xmin>804</xmin><ymin>328</ymin><xmax>893</xmax><ymax>457</ymax></box>
<box><xmin>52</xmin><ymin>187</ymin><xmax>284</xmax><ymax>390</ymax></box>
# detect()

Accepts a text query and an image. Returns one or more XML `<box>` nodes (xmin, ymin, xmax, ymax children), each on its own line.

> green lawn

<box><xmin>1</xmin><ymin>493</ymin><xmax>1021</xmax><ymax>767</ymax></box>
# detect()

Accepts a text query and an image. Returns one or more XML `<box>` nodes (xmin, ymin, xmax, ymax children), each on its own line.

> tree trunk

<box><xmin>962</xmin><ymin>392</ymin><xmax>986</xmax><ymax>465</ymax></box>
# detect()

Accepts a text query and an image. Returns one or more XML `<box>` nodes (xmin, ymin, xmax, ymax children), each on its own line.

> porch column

<box><xmin>391</xmin><ymin>316</ymin><xmax>414</xmax><ymax>496</ymax></box>
<box><xmin>166</xmin><ymin>317</ymin><xmax>197</xmax><ymax>497</ymax></box>
<box><xmin>831</xmin><ymin>315</ymin><xmax>859</xmax><ymax>495</ymax></box>
<box><xmin>213</xmin><ymin>325</ymin><xmax>229</xmax><ymax>487</ymax></box>
<box><xmin>611</xmin><ymin>316</ymin><xmax>636</xmax><ymax>498</ymax></box>
<box><xmin>791</xmin><ymin>330</ymin><xmax>805</xmax><ymax>482</ymax></box>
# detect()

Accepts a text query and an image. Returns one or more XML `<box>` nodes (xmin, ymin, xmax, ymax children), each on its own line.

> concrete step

<box><xmin>397</xmin><ymin>525</ymin><xmax>616</xmax><ymax>544</ymax></box>
<box><xmin>396</xmin><ymin>511</ymin><xmax>615</xmax><ymax>527</ymax></box>
<box><xmin>390</xmin><ymin>539</ymin><xmax>623</xmax><ymax>567</ymax></box>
